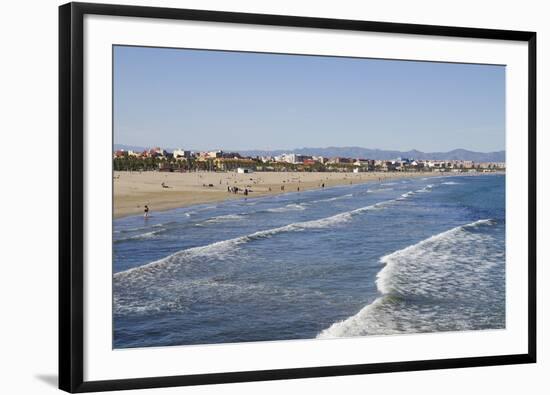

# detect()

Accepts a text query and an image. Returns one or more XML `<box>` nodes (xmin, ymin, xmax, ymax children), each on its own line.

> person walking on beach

<box><xmin>144</xmin><ymin>205</ymin><xmax>149</xmax><ymax>218</ymax></box>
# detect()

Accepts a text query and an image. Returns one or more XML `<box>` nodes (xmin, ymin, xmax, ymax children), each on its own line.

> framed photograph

<box><xmin>59</xmin><ymin>2</ymin><xmax>536</xmax><ymax>392</ymax></box>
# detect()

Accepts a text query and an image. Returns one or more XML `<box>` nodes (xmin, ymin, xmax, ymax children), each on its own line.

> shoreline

<box><xmin>113</xmin><ymin>170</ymin><xmax>500</xmax><ymax>219</ymax></box>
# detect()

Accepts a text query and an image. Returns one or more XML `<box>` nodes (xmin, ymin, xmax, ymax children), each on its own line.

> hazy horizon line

<box><xmin>114</xmin><ymin>143</ymin><xmax>505</xmax><ymax>154</ymax></box>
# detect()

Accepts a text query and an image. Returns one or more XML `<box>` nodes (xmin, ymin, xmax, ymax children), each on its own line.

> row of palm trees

<box><xmin>113</xmin><ymin>156</ymin><xmax>501</xmax><ymax>173</ymax></box>
<box><xmin>113</xmin><ymin>156</ymin><xmax>360</xmax><ymax>172</ymax></box>
<box><xmin>113</xmin><ymin>156</ymin><xmax>214</xmax><ymax>171</ymax></box>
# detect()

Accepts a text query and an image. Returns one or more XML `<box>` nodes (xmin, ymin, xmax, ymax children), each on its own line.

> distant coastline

<box><xmin>113</xmin><ymin>146</ymin><xmax>505</xmax><ymax>218</ymax></box>
<box><xmin>114</xmin><ymin>147</ymin><xmax>505</xmax><ymax>174</ymax></box>
<box><xmin>114</xmin><ymin>144</ymin><xmax>506</xmax><ymax>163</ymax></box>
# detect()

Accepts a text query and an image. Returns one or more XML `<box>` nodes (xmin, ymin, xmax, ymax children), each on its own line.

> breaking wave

<box><xmin>267</xmin><ymin>203</ymin><xmax>308</xmax><ymax>213</ymax></box>
<box><xmin>317</xmin><ymin>219</ymin><xmax>505</xmax><ymax>338</ymax></box>
<box><xmin>116</xmin><ymin>202</ymin><xmax>385</xmax><ymax>278</ymax></box>
<box><xmin>114</xmin><ymin>229</ymin><xmax>166</xmax><ymax>243</ymax></box>
<box><xmin>115</xmin><ymin>184</ymin><xmax>430</xmax><ymax>280</ymax></box>
<box><xmin>113</xmin><ymin>193</ymin><xmax>431</xmax><ymax>315</ymax></box>
<box><xmin>311</xmin><ymin>193</ymin><xmax>353</xmax><ymax>203</ymax></box>
<box><xmin>203</xmin><ymin>213</ymin><xmax>246</xmax><ymax>223</ymax></box>
<box><xmin>415</xmin><ymin>184</ymin><xmax>433</xmax><ymax>193</ymax></box>
<box><xmin>113</xmin><ymin>180</ymin><xmax>468</xmax><ymax>317</ymax></box>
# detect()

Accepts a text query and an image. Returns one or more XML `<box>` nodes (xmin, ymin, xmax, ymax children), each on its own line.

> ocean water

<box><xmin>113</xmin><ymin>174</ymin><xmax>505</xmax><ymax>348</ymax></box>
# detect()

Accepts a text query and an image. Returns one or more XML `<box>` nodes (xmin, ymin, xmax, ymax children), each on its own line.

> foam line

<box><xmin>114</xmin><ymin>198</ymin><xmax>402</xmax><ymax>278</ymax></box>
<box><xmin>317</xmin><ymin>219</ymin><xmax>500</xmax><ymax>338</ymax></box>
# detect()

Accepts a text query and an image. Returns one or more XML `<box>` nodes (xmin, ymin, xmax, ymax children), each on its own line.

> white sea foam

<box><xmin>114</xmin><ymin>203</ymin><xmax>382</xmax><ymax>314</ymax></box>
<box><xmin>116</xmin><ymin>191</ymin><xmax>481</xmax><ymax>317</ymax></box>
<box><xmin>442</xmin><ymin>181</ymin><xmax>461</xmax><ymax>185</ymax></box>
<box><xmin>204</xmin><ymin>213</ymin><xmax>245</xmax><ymax>223</ymax></box>
<box><xmin>376</xmin><ymin>219</ymin><xmax>497</xmax><ymax>296</ymax></box>
<box><xmin>114</xmin><ymin>229</ymin><xmax>166</xmax><ymax>243</ymax></box>
<box><xmin>152</xmin><ymin>221</ymin><xmax>177</xmax><ymax>228</ymax></box>
<box><xmin>116</xmin><ymin>220</ymin><xmax>182</xmax><ymax>235</ymax></box>
<box><xmin>317</xmin><ymin>219</ymin><xmax>504</xmax><ymax>338</ymax></box>
<box><xmin>370</xmin><ymin>188</ymin><xmax>394</xmax><ymax>193</ymax></box>
<box><xmin>118</xmin><ymin>226</ymin><xmax>147</xmax><ymax>233</ymax></box>
<box><xmin>114</xmin><ymin>198</ymin><xmax>399</xmax><ymax>281</ymax></box>
<box><xmin>114</xmin><ymin>276</ymin><xmax>282</xmax><ymax>315</ymax></box>
<box><xmin>267</xmin><ymin>203</ymin><xmax>308</xmax><ymax>213</ymax></box>
<box><xmin>415</xmin><ymin>184</ymin><xmax>433</xmax><ymax>193</ymax></box>
<box><xmin>312</xmin><ymin>194</ymin><xmax>353</xmax><ymax>203</ymax></box>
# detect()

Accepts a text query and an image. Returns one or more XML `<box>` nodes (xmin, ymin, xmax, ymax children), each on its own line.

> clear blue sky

<box><xmin>114</xmin><ymin>45</ymin><xmax>505</xmax><ymax>152</ymax></box>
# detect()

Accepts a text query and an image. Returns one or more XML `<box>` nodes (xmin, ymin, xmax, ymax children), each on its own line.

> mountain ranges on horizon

<box><xmin>114</xmin><ymin>144</ymin><xmax>505</xmax><ymax>162</ymax></box>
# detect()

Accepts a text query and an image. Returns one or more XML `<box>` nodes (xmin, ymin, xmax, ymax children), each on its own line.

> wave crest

<box><xmin>318</xmin><ymin>218</ymin><xmax>504</xmax><ymax>338</ymax></box>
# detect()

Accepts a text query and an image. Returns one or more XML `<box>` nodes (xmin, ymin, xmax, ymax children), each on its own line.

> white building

<box><xmin>173</xmin><ymin>149</ymin><xmax>191</xmax><ymax>159</ymax></box>
<box><xmin>207</xmin><ymin>150</ymin><xmax>223</xmax><ymax>159</ymax></box>
<box><xmin>273</xmin><ymin>153</ymin><xmax>310</xmax><ymax>164</ymax></box>
<box><xmin>260</xmin><ymin>156</ymin><xmax>274</xmax><ymax>163</ymax></box>
<box><xmin>281</xmin><ymin>153</ymin><xmax>298</xmax><ymax>164</ymax></box>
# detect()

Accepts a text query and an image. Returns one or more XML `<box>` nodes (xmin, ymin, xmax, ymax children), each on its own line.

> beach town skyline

<box><xmin>113</xmin><ymin>144</ymin><xmax>505</xmax><ymax>162</ymax></box>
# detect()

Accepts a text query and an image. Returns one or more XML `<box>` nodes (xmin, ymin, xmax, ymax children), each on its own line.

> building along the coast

<box><xmin>173</xmin><ymin>149</ymin><xmax>192</xmax><ymax>160</ymax></box>
<box><xmin>112</xmin><ymin>145</ymin><xmax>506</xmax><ymax>174</ymax></box>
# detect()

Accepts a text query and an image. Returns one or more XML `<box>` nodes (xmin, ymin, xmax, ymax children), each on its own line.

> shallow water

<box><xmin>113</xmin><ymin>174</ymin><xmax>505</xmax><ymax>348</ymax></box>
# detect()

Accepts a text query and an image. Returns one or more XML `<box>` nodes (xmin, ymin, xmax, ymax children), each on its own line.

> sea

<box><xmin>113</xmin><ymin>173</ymin><xmax>505</xmax><ymax>348</ymax></box>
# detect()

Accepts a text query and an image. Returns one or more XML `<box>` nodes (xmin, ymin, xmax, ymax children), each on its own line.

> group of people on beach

<box><xmin>141</xmin><ymin>174</ymin><xmax>397</xmax><ymax>219</ymax></box>
<box><xmin>227</xmin><ymin>186</ymin><xmax>249</xmax><ymax>196</ymax></box>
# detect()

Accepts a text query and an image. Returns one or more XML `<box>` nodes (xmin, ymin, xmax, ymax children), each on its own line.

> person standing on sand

<box><xmin>144</xmin><ymin>205</ymin><xmax>149</xmax><ymax>218</ymax></box>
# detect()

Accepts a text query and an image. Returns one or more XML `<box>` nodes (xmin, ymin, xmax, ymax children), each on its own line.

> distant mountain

<box><xmin>239</xmin><ymin>147</ymin><xmax>505</xmax><ymax>162</ymax></box>
<box><xmin>114</xmin><ymin>144</ymin><xmax>504</xmax><ymax>162</ymax></box>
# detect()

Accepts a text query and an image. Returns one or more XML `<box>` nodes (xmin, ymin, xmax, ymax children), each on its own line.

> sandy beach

<box><xmin>113</xmin><ymin>170</ymin><xmax>449</xmax><ymax>218</ymax></box>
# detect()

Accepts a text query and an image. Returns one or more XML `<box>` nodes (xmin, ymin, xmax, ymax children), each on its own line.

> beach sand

<box><xmin>113</xmin><ymin>170</ymin><xmax>447</xmax><ymax>218</ymax></box>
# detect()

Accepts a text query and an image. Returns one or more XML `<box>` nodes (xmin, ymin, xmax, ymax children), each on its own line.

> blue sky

<box><xmin>114</xmin><ymin>45</ymin><xmax>505</xmax><ymax>152</ymax></box>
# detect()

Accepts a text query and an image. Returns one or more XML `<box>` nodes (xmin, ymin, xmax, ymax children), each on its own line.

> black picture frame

<box><xmin>59</xmin><ymin>2</ymin><xmax>537</xmax><ymax>393</ymax></box>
